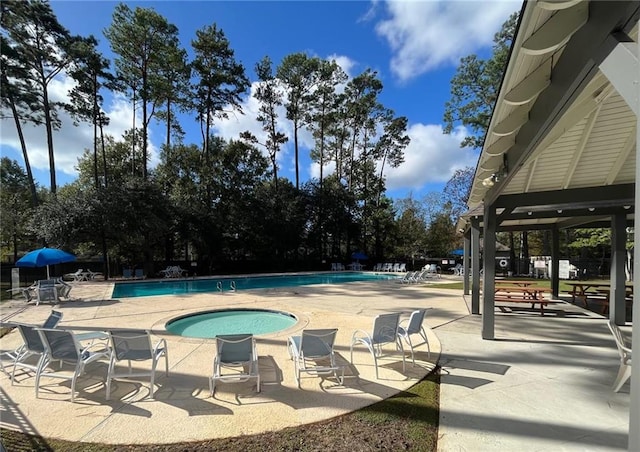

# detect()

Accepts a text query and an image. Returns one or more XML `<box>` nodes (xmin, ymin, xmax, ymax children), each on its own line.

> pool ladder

<box><xmin>216</xmin><ymin>281</ymin><xmax>236</xmax><ymax>293</ymax></box>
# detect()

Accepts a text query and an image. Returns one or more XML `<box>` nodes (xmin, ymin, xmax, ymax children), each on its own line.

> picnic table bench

<box><xmin>494</xmin><ymin>285</ymin><xmax>551</xmax><ymax>315</ymax></box>
<box><xmin>564</xmin><ymin>282</ymin><xmax>633</xmax><ymax>314</ymax></box>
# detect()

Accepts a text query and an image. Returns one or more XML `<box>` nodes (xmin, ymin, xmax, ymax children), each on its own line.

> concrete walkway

<box><xmin>0</xmin><ymin>276</ymin><xmax>632</xmax><ymax>450</ymax></box>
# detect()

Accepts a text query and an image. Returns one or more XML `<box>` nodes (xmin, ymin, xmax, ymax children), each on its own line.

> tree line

<box><xmin>1</xmin><ymin>1</ymin><xmax>470</xmax><ymax>278</ymax></box>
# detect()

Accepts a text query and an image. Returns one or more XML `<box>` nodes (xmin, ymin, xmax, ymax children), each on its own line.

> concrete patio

<box><xmin>0</xmin><ymin>277</ymin><xmax>632</xmax><ymax>450</ymax></box>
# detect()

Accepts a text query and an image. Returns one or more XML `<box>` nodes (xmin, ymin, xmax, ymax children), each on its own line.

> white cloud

<box><xmin>375</xmin><ymin>0</ymin><xmax>519</xmax><ymax>80</ymax></box>
<box><xmin>0</xmin><ymin>74</ymin><xmax>159</xmax><ymax>184</ymax></box>
<box><xmin>384</xmin><ymin>123</ymin><xmax>477</xmax><ymax>190</ymax></box>
<box><xmin>213</xmin><ymin>54</ymin><xmax>356</xmax><ymax>178</ymax></box>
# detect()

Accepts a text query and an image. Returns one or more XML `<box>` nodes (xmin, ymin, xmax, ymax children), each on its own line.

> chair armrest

<box><xmin>154</xmin><ymin>338</ymin><xmax>168</xmax><ymax>355</ymax></box>
<box><xmin>351</xmin><ymin>329</ymin><xmax>372</xmax><ymax>344</ymax></box>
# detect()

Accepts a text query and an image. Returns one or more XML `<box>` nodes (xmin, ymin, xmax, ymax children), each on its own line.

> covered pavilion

<box><xmin>456</xmin><ymin>1</ymin><xmax>639</xmax><ymax>449</ymax></box>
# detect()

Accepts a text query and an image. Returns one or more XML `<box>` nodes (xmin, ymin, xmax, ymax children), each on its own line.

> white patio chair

<box><xmin>35</xmin><ymin>279</ymin><xmax>58</xmax><ymax>306</ymax></box>
<box><xmin>350</xmin><ymin>313</ymin><xmax>405</xmax><ymax>379</ymax></box>
<box><xmin>607</xmin><ymin>321</ymin><xmax>632</xmax><ymax>392</ymax></box>
<box><xmin>2</xmin><ymin>310</ymin><xmax>64</xmax><ymax>376</ymax></box>
<box><xmin>10</xmin><ymin>323</ymin><xmax>48</xmax><ymax>383</ymax></box>
<box><xmin>210</xmin><ymin>334</ymin><xmax>260</xmax><ymax>396</ymax></box>
<box><xmin>106</xmin><ymin>329</ymin><xmax>168</xmax><ymax>400</ymax></box>
<box><xmin>35</xmin><ymin>327</ymin><xmax>109</xmax><ymax>402</ymax></box>
<box><xmin>288</xmin><ymin>328</ymin><xmax>343</xmax><ymax>388</ymax></box>
<box><xmin>398</xmin><ymin>310</ymin><xmax>430</xmax><ymax>365</ymax></box>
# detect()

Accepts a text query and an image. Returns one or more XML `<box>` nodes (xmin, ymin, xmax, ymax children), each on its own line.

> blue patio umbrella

<box><xmin>451</xmin><ymin>249</ymin><xmax>464</xmax><ymax>256</ymax></box>
<box><xmin>15</xmin><ymin>247</ymin><xmax>76</xmax><ymax>279</ymax></box>
<box><xmin>351</xmin><ymin>251</ymin><xmax>368</xmax><ymax>261</ymax></box>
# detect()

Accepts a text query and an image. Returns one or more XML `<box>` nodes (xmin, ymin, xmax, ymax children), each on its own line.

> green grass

<box><xmin>0</xmin><ymin>370</ymin><xmax>440</xmax><ymax>451</ymax></box>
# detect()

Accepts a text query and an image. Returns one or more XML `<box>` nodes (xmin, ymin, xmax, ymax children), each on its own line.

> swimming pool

<box><xmin>165</xmin><ymin>309</ymin><xmax>297</xmax><ymax>338</ymax></box>
<box><xmin>112</xmin><ymin>271</ymin><xmax>398</xmax><ymax>298</ymax></box>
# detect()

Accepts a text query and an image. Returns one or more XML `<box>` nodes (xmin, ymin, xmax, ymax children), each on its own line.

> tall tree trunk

<box><xmin>142</xmin><ymin>72</ymin><xmax>148</xmax><ymax>180</ymax></box>
<box><xmin>294</xmin><ymin>122</ymin><xmax>299</xmax><ymax>190</ymax></box>
<box><xmin>132</xmin><ymin>87</ymin><xmax>136</xmax><ymax>176</ymax></box>
<box><xmin>166</xmin><ymin>98</ymin><xmax>171</xmax><ymax>152</ymax></box>
<box><xmin>7</xmin><ymin>90</ymin><xmax>38</xmax><ymax>206</ymax></box>
<box><xmin>93</xmin><ymin>73</ymin><xmax>99</xmax><ymax>190</ymax></box>
<box><xmin>42</xmin><ymin>82</ymin><xmax>57</xmax><ymax>194</ymax></box>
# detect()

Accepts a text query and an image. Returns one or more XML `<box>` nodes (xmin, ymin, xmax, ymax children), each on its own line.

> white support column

<box><xmin>599</xmin><ymin>29</ymin><xmax>639</xmax><ymax>449</ymax></box>
<box><xmin>629</xmin><ymin>23</ymin><xmax>639</xmax><ymax>452</ymax></box>
<box><xmin>600</xmin><ymin>35</ymin><xmax>639</xmax><ymax>115</ymax></box>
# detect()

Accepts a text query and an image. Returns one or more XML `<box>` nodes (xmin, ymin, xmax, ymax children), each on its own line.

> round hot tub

<box><xmin>165</xmin><ymin>308</ymin><xmax>297</xmax><ymax>339</ymax></box>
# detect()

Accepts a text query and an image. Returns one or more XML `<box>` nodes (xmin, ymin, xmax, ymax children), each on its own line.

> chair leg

<box><xmin>106</xmin><ymin>357</ymin><xmax>115</xmax><ymax>400</ymax></box>
<box><xmin>150</xmin><ymin>360</ymin><xmax>157</xmax><ymax>399</ymax></box>
<box><xmin>613</xmin><ymin>364</ymin><xmax>631</xmax><ymax>392</ymax></box>
<box><xmin>420</xmin><ymin>328</ymin><xmax>431</xmax><ymax>359</ymax></box>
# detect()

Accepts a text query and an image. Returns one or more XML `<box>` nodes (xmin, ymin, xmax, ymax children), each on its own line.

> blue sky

<box><xmin>1</xmin><ymin>0</ymin><xmax>520</xmax><ymax>200</ymax></box>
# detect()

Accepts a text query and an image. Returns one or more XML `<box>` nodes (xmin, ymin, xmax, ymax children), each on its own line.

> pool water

<box><xmin>112</xmin><ymin>271</ymin><xmax>398</xmax><ymax>298</ymax></box>
<box><xmin>165</xmin><ymin>309</ymin><xmax>297</xmax><ymax>338</ymax></box>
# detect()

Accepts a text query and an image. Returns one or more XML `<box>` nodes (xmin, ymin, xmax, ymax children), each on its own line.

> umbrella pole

<box><xmin>47</xmin><ymin>265</ymin><xmax>50</xmax><ymax>279</ymax></box>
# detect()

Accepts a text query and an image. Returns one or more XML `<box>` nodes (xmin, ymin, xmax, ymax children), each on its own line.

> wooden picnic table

<box><xmin>495</xmin><ymin>280</ymin><xmax>537</xmax><ymax>287</ymax></box>
<box><xmin>565</xmin><ymin>282</ymin><xmax>633</xmax><ymax>308</ymax></box>
<box><xmin>494</xmin><ymin>285</ymin><xmax>552</xmax><ymax>315</ymax></box>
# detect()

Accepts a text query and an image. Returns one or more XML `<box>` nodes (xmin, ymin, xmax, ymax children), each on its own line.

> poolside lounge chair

<box><xmin>35</xmin><ymin>279</ymin><xmax>59</xmax><ymax>306</ymax></box>
<box><xmin>35</xmin><ymin>328</ymin><xmax>110</xmax><ymax>402</ymax></box>
<box><xmin>6</xmin><ymin>285</ymin><xmax>36</xmax><ymax>303</ymax></box>
<box><xmin>2</xmin><ymin>309</ymin><xmax>64</xmax><ymax>376</ymax></box>
<box><xmin>106</xmin><ymin>329</ymin><xmax>169</xmax><ymax>400</ymax></box>
<box><xmin>288</xmin><ymin>328</ymin><xmax>343</xmax><ymax>388</ymax></box>
<box><xmin>10</xmin><ymin>323</ymin><xmax>48</xmax><ymax>383</ymax></box>
<box><xmin>86</xmin><ymin>269</ymin><xmax>103</xmax><ymax>280</ymax></box>
<box><xmin>123</xmin><ymin>268</ymin><xmax>133</xmax><ymax>279</ymax></box>
<box><xmin>607</xmin><ymin>321</ymin><xmax>632</xmax><ymax>392</ymax></box>
<box><xmin>398</xmin><ymin>310</ymin><xmax>430</xmax><ymax>365</ymax></box>
<box><xmin>64</xmin><ymin>269</ymin><xmax>86</xmax><ymax>282</ymax></box>
<box><xmin>210</xmin><ymin>334</ymin><xmax>260</xmax><ymax>396</ymax></box>
<box><xmin>398</xmin><ymin>263</ymin><xmax>407</xmax><ymax>272</ymax></box>
<box><xmin>134</xmin><ymin>269</ymin><xmax>145</xmax><ymax>279</ymax></box>
<box><xmin>56</xmin><ymin>279</ymin><xmax>73</xmax><ymax>299</ymax></box>
<box><xmin>398</xmin><ymin>271</ymin><xmax>417</xmax><ymax>284</ymax></box>
<box><xmin>350</xmin><ymin>313</ymin><xmax>405</xmax><ymax>379</ymax></box>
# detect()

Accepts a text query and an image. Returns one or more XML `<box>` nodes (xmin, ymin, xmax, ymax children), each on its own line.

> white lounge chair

<box><xmin>350</xmin><ymin>313</ymin><xmax>405</xmax><ymax>379</ymax></box>
<box><xmin>398</xmin><ymin>310</ymin><xmax>430</xmax><ymax>365</ymax></box>
<box><xmin>288</xmin><ymin>328</ymin><xmax>343</xmax><ymax>388</ymax></box>
<box><xmin>10</xmin><ymin>323</ymin><xmax>48</xmax><ymax>384</ymax></box>
<box><xmin>2</xmin><ymin>310</ymin><xmax>64</xmax><ymax>376</ymax></box>
<box><xmin>64</xmin><ymin>269</ymin><xmax>86</xmax><ymax>282</ymax></box>
<box><xmin>35</xmin><ymin>328</ymin><xmax>110</xmax><ymax>402</ymax></box>
<box><xmin>210</xmin><ymin>334</ymin><xmax>260</xmax><ymax>396</ymax></box>
<box><xmin>106</xmin><ymin>329</ymin><xmax>168</xmax><ymax>400</ymax></box>
<box><xmin>398</xmin><ymin>271</ymin><xmax>417</xmax><ymax>284</ymax></box>
<box><xmin>35</xmin><ymin>279</ymin><xmax>59</xmax><ymax>306</ymax></box>
<box><xmin>607</xmin><ymin>322</ymin><xmax>632</xmax><ymax>392</ymax></box>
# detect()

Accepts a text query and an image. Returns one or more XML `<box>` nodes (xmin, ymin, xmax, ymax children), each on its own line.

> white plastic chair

<box><xmin>288</xmin><ymin>328</ymin><xmax>343</xmax><ymax>388</ymax></box>
<box><xmin>36</xmin><ymin>328</ymin><xmax>110</xmax><ymax>402</ymax></box>
<box><xmin>350</xmin><ymin>313</ymin><xmax>405</xmax><ymax>379</ymax></box>
<box><xmin>5</xmin><ymin>311</ymin><xmax>64</xmax><ymax>379</ymax></box>
<box><xmin>398</xmin><ymin>310</ymin><xmax>430</xmax><ymax>365</ymax></box>
<box><xmin>106</xmin><ymin>329</ymin><xmax>168</xmax><ymax>400</ymax></box>
<box><xmin>210</xmin><ymin>334</ymin><xmax>260</xmax><ymax>396</ymax></box>
<box><xmin>607</xmin><ymin>322</ymin><xmax>632</xmax><ymax>392</ymax></box>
